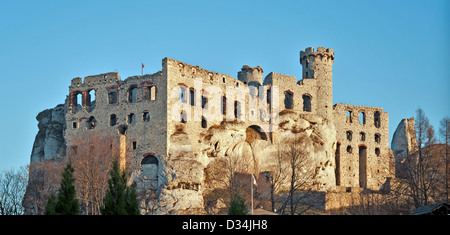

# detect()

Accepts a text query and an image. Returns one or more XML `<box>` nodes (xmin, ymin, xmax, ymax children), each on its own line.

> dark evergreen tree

<box><xmin>44</xmin><ymin>193</ymin><xmax>57</xmax><ymax>215</ymax></box>
<box><xmin>101</xmin><ymin>160</ymin><xmax>140</xmax><ymax>215</ymax></box>
<box><xmin>228</xmin><ymin>194</ymin><xmax>248</xmax><ymax>215</ymax></box>
<box><xmin>45</xmin><ymin>161</ymin><xmax>80</xmax><ymax>215</ymax></box>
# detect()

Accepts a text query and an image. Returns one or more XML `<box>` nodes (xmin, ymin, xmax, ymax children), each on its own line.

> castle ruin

<box><xmin>31</xmin><ymin>46</ymin><xmax>393</xmax><ymax>214</ymax></box>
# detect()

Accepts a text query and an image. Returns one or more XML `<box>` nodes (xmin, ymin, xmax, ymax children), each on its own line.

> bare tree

<box><xmin>0</xmin><ymin>166</ymin><xmax>28</xmax><ymax>215</ymax></box>
<box><xmin>277</xmin><ymin>135</ymin><xmax>315</xmax><ymax>215</ymax></box>
<box><xmin>267</xmin><ymin>146</ymin><xmax>288</xmax><ymax>212</ymax></box>
<box><xmin>68</xmin><ymin>133</ymin><xmax>119</xmax><ymax>215</ymax></box>
<box><xmin>203</xmin><ymin>142</ymin><xmax>255</xmax><ymax>213</ymax></box>
<box><xmin>404</xmin><ymin>108</ymin><xmax>440</xmax><ymax>208</ymax></box>
<box><xmin>439</xmin><ymin>117</ymin><xmax>449</xmax><ymax>203</ymax></box>
<box><xmin>23</xmin><ymin>160</ymin><xmax>65</xmax><ymax>214</ymax></box>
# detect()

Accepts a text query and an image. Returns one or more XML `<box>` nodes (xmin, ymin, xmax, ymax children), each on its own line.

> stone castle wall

<box><xmin>27</xmin><ymin>46</ymin><xmax>393</xmax><ymax>214</ymax></box>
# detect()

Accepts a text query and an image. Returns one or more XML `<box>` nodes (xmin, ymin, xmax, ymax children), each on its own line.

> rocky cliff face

<box><xmin>30</xmin><ymin>104</ymin><xmax>66</xmax><ymax>162</ymax></box>
<box><xmin>152</xmin><ymin>110</ymin><xmax>337</xmax><ymax>214</ymax></box>
<box><xmin>391</xmin><ymin>118</ymin><xmax>417</xmax><ymax>178</ymax></box>
<box><xmin>27</xmin><ymin>104</ymin><xmax>338</xmax><ymax>214</ymax></box>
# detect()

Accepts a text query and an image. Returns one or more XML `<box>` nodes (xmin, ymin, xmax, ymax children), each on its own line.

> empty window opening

<box><xmin>346</xmin><ymin>110</ymin><xmax>353</xmax><ymax>123</ymax></box>
<box><xmin>284</xmin><ymin>91</ymin><xmax>293</xmax><ymax>109</ymax></box>
<box><xmin>127</xmin><ymin>113</ymin><xmax>136</xmax><ymax>125</ymax></box>
<box><xmin>145</xmin><ymin>86</ymin><xmax>156</xmax><ymax>101</ymax></box>
<box><xmin>335</xmin><ymin>142</ymin><xmax>341</xmax><ymax>186</ymax></box>
<box><xmin>72</xmin><ymin>122</ymin><xmax>78</xmax><ymax>129</ymax></box>
<box><xmin>346</xmin><ymin>131</ymin><xmax>353</xmax><ymax>141</ymax></box>
<box><xmin>132</xmin><ymin>141</ymin><xmax>137</xmax><ymax>150</ymax></box>
<box><xmin>222</xmin><ymin>96</ymin><xmax>226</xmax><ymax>115</ymax></box>
<box><xmin>88</xmin><ymin>89</ymin><xmax>96</xmax><ymax>104</ymax></box>
<box><xmin>223</xmin><ymin>77</ymin><xmax>226</xmax><ymax>83</ymax></box>
<box><xmin>108</xmin><ymin>89</ymin><xmax>118</xmax><ymax>104</ymax></box>
<box><xmin>179</xmin><ymin>86</ymin><xmax>187</xmax><ymax>103</ymax></box>
<box><xmin>347</xmin><ymin>145</ymin><xmax>353</xmax><ymax>153</ymax></box>
<box><xmin>72</xmin><ymin>92</ymin><xmax>83</xmax><ymax>107</ymax></box>
<box><xmin>110</xmin><ymin>114</ymin><xmax>117</xmax><ymax>126</ymax></box>
<box><xmin>129</xmin><ymin>85</ymin><xmax>138</xmax><ymax>103</ymax></box>
<box><xmin>359</xmin><ymin>112</ymin><xmax>366</xmax><ymax>125</ymax></box>
<box><xmin>302</xmin><ymin>94</ymin><xmax>312</xmax><ymax>112</ymax></box>
<box><xmin>359</xmin><ymin>146</ymin><xmax>367</xmax><ymax>188</ymax></box>
<box><xmin>143</xmin><ymin>112</ymin><xmax>150</xmax><ymax>122</ymax></box>
<box><xmin>180</xmin><ymin>111</ymin><xmax>187</xmax><ymax>124</ymax></box>
<box><xmin>375</xmin><ymin>134</ymin><xmax>381</xmax><ymax>143</ymax></box>
<box><xmin>267</xmin><ymin>88</ymin><xmax>272</xmax><ymax>110</ymax></box>
<box><xmin>234</xmin><ymin>101</ymin><xmax>241</xmax><ymax>119</ymax></box>
<box><xmin>201</xmin><ymin>95</ymin><xmax>207</xmax><ymax>109</ymax></box>
<box><xmin>375</xmin><ymin>148</ymin><xmax>380</xmax><ymax>156</ymax></box>
<box><xmin>201</xmin><ymin>116</ymin><xmax>207</xmax><ymax>128</ymax></box>
<box><xmin>86</xmin><ymin>116</ymin><xmax>97</xmax><ymax>129</ymax></box>
<box><xmin>118</xmin><ymin>125</ymin><xmax>127</xmax><ymax>135</ymax></box>
<box><xmin>360</xmin><ymin>132</ymin><xmax>366</xmax><ymax>141</ymax></box>
<box><xmin>374</xmin><ymin>111</ymin><xmax>381</xmax><ymax>128</ymax></box>
<box><xmin>189</xmin><ymin>88</ymin><xmax>195</xmax><ymax>106</ymax></box>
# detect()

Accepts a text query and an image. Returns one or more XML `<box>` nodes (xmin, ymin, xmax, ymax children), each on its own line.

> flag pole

<box><xmin>251</xmin><ymin>174</ymin><xmax>254</xmax><ymax>215</ymax></box>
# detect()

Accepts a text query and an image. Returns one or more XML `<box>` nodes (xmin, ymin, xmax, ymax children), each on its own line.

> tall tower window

<box><xmin>374</xmin><ymin>111</ymin><xmax>381</xmax><ymax>128</ymax></box>
<box><xmin>284</xmin><ymin>91</ymin><xmax>293</xmax><ymax>110</ymax></box>
<box><xmin>302</xmin><ymin>94</ymin><xmax>312</xmax><ymax>112</ymax></box>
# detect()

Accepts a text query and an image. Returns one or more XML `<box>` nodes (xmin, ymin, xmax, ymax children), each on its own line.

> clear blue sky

<box><xmin>0</xmin><ymin>0</ymin><xmax>448</xmax><ymax>171</ymax></box>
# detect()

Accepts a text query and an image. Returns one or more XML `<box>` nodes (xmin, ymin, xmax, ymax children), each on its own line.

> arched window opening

<box><xmin>359</xmin><ymin>146</ymin><xmax>368</xmax><ymax>188</ymax></box>
<box><xmin>75</xmin><ymin>92</ymin><xmax>82</xmax><ymax>106</ymax></box>
<box><xmin>374</xmin><ymin>111</ymin><xmax>381</xmax><ymax>128</ymax></box>
<box><xmin>86</xmin><ymin>116</ymin><xmax>97</xmax><ymax>129</ymax></box>
<box><xmin>141</xmin><ymin>154</ymin><xmax>159</xmax><ymax>189</ymax></box>
<box><xmin>127</xmin><ymin>113</ymin><xmax>136</xmax><ymax>125</ymax></box>
<box><xmin>201</xmin><ymin>116</ymin><xmax>207</xmax><ymax>128</ymax></box>
<box><xmin>189</xmin><ymin>88</ymin><xmax>195</xmax><ymax>106</ymax></box>
<box><xmin>375</xmin><ymin>148</ymin><xmax>381</xmax><ymax>156</ymax></box>
<box><xmin>222</xmin><ymin>96</ymin><xmax>226</xmax><ymax>115</ymax></box>
<box><xmin>118</xmin><ymin>125</ymin><xmax>127</xmax><ymax>135</ymax></box>
<box><xmin>302</xmin><ymin>94</ymin><xmax>312</xmax><ymax>112</ymax></box>
<box><xmin>179</xmin><ymin>86</ymin><xmax>187</xmax><ymax>103</ymax></box>
<box><xmin>346</xmin><ymin>110</ymin><xmax>353</xmax><ymax>123</ymax></box>
<box><xmin>347</xmin><ymin>145</ymin><xmax>353</xmax><ymax>153</ymax></box>
<box><xmin>360</xmin><ymin>132</ymin><xmax>366</xmax><ymax>141</ymax></box>
<box><xmin>375</xmin><ymin>134</ymin><xmax>381</xmax><ymax>143</ymax></box>
<box><xmin>359</xmin><ymin>112</ymin><xmax>366</xmax><ymax>125</ymax></box>
<box><xmin>346</xmin><ymin>131</ymin><xmax>353</xmax><ymax>141</ymax></box>
<box><xmin>245</xmin><ymin>125</ymin><xmax>268</xmax><ymax>144</ymax></box>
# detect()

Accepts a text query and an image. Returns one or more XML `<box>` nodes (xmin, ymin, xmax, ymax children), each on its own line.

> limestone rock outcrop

<box><xmin>391</xmin><ymin>118</ymin><xmax>417</xmax><ymax>178</ymax></box>
<box><xmin>30</xmin><ymin>104</ymin><xmax>66</xmax><ymax>162</ymax></box>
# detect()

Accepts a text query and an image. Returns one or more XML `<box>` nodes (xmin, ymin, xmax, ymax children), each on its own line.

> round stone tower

<box><xmin>300</xmin><ymin>47</ymin><xmax>334</xmax><ymax>119</ymax></box>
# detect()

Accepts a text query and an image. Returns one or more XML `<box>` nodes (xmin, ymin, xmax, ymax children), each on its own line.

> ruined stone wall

<box><xmin>51</xmin><ymin>46</ymin><xmax>392</xmax><ymax>214</ymax></box>
<box><xmin>64</xmin><ymin>69</ymin><xmax>168</xmax><ymax>188</ymax></box>
<box><xmin>333</xmin><ymin>103</ymin><xmax>391</xmax><ymax>190</ymax></box>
